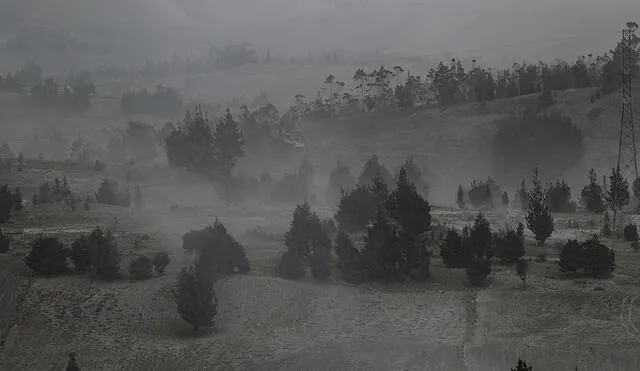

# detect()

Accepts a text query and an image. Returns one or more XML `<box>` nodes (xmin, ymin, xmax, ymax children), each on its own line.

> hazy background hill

<box><xmin>1</xmin><ymin>0</ymin><xmax>639</xmax><ymax>72</ymax></box>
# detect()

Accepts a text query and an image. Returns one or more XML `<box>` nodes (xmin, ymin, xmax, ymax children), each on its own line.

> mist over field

<box><xmin>1</xmin><ymin>1</ymin><xmax>640</xmax><ymax>370</ymax></box>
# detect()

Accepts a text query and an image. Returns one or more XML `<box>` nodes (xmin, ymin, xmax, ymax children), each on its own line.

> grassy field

<box><xmin>0</xmin><ymin>155</ymin><xmax>640</xmax><ymax>370</ymax></box>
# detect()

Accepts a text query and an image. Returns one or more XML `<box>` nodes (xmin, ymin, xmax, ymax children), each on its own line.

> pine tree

<box><xmin>327</xmin><ymin>161</ymin><xmax>355</xmax><ymax>201</ymax></box>
<box><xmin>440</xmin><ymin>228</ymin><xmax>473</xmax><ymax>268</ymax></box>
<box><xmin>606</xmin><ymin>166</ymin><xmax>630</xmax><ymax>215</ymax></box>
<box><xmin>213</xmin><ymin>108</ymin><xmax>245</xmax><ymax>177</ymax></box>
<box><xmin>511</xmin><ymin>359</ymin><xmax>533</xmax><ymax>371</ymax></box>
<box><xmin>470</xmin><ymin>213</ymin><xmax>493</xmax><ymax>258</ymax></box>
<box><xmin>280</xmin><ymin>202</ymin><xmax>330</xmax><ymax>281</ymax></box>
<box><xmin>580</xmin><ymin>168</ymin><xmax>604</xmax><ymax>214</ymax></box>
<box><xmin>66</xmin><ymin>352</ymin><xmax>80</xmax><ymax>371</ymax></box>
<box><xmin>357</xmin><ymin>155</ymin><xmax>393</xmax><ymax>188</ymax></box>
<box><xmin>456</xmin><ymin>185</ymin><xmax>465</xmax><ymax>209</ymax></box>
<box><xmin>335</xmin><ymin>229</ymin><xmax>365</xmax><ymax>283</ymax></box>
<box><xmin>386</xmin><ymin>167</ymin><xmax>431</xmax><ymax>236</ymax></box>
<box><xmin>88</xmin><ymin>227</ymin><xmax>120</xmax><ymax>280</ymax></box>
<box><xmin>526</xmin><ymin>167</ymin><xmax>554</xmax><ymax>246</ymax></box>
<box><xmin>362</xmin><ymin>209</ymin><xmax>399</xmax><ymax>282</ymax></box>
<box><xmin>334</xmin><ymin>184</ymin><xmax>378</xmax><ymax>232</ymax></box>
<box><xmin>175</xmin><ymin>265</ymin><xmax>217</xmax><ymax>332</ymax></box>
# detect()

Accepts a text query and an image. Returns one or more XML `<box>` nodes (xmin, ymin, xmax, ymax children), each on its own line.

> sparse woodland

<box><xmin>1</xmin><ymin>19</ymin><xmax>640</xmax><ymax>371</ymax></box>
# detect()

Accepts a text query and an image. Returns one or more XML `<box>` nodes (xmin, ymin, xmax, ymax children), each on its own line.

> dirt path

<box><xmin>620</xmin><ymin>293</ymin><xmax>640</xmax><ymax>343</ymax></box>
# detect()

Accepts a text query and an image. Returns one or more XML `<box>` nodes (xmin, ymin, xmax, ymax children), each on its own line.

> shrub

<box><xmin>582</xmin><ymin>236</ymin><xmax>615</xmax><ymax>277</ymax></box>
<box><xmin>152</xmin><ymin>251</ymin><xmax>171</xmax><ymax>275</ymax></box>
<box><xmin>467</xmin><ymin>180</ymin><xmax>494</xmax><ymax>209</ymax></box>
<box><xmin>440</xmin><ymin>228</ymin><xmax>472</xmax><ymax>268</ymax></box>
<box><xmin>70</xmin><ymin>235</ymin><xmax>91</xmax><ymax>272</ymax></box>
<box><xmin>558</xmin><ymin>236</ymin><xmax>615</xmax><ymax>277</ymax></box>
<box><xmin>0</xmin><ymin>228</ymin><xmax>10</xmax><ymax>253</ymax></box>
<box><xmin>175</xmin><ymin>265</ymin><xmax>218</xmax><ymax>332</ymax></box>
<box><xmin>494</xmin><ymin>224</ymin><xmax>525</xmax><ymax>265</ymax></box>
<box><xmin>25</xmin><ymin>236</ymin><xmax>69</xmax><ymax>276</ymax></box>
<box><xmin>129</xmin><ymin>255</ymin><xmax>153</xmax><ymax>280</ymax></box>
<box><xmin>276</xmin><ymin>250</ymin><xmax>306</xmax><ymax>280</ymax></box>
<box><xmin>182</xmin><ymin>220</ymin><xmax>250</xmax><ymax>277</ymax></box>
<box><xmin>623</xmin><ymin>223</ymin><xmax>639</xmax><ymax>242</ymax></box>
<box><xmin>466</xmin><ymin>257</ymin><xmax>492</xmax><ymax>286</ymax></box>
<box><xmin>88</xmin><ymin>227</ymin><xmax>121</xmax><ymax>280</ymax></box>
<box><xmin>95</xmin><ymin>179</ymin><xmax>131</xmax><ymax>207</ymax></box>
<box><xmin>546</xmin><ymin>180</ymin><xmax>577</xmax><ymax>213</ymax></box>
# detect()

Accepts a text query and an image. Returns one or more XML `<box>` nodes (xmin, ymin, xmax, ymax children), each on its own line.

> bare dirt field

<box><xmin>0</xmin><ymin>159</ymin><xmax>640</xmax><ymax>371</ymax></box>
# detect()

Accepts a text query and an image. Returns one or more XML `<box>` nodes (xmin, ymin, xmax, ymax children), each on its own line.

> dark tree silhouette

<box><xmin>526</xmin><ymin>168</ymin><xmax>554</xmax><ymax>246</ymax></box>
<box><xmin>25</xmin><ymin>236</ymin><xmax>69</xmax><ymax>276</ymax></box>
<box><xmin>70</xmin><ymin>235</ymin><xmax>91</xmax><ymax>272</ymax></box>
<box><xmin>457</xmin><ymin>185</ymin><xmax>465</xmax><ymax>209</ymax></box>
<box><xmin>0</xmin><ymin>228</ymin><xmax>11</xmax><ymax>254</ymax></box>
<box><xmin>152</xmin><ymin>252</ymin><xmax>171</xmax><ymax>275</ymax></box>
<box><xmin>66</xmin><ymin>352</ymin><xmax>80</xmax><ymax>371</ymax></box>
<box><xmin>580</xmin><ymin>168</ymin><xmax>605</xmax><ymax>214</ymax></box>
<box><xmin>88</xmin><ymin>227</ymin><xmax>121</xmax><ymax>280</ymax></box>
<box><xmin>606</xmin><ymin>166</ymin><xmax>630</xmax><ymax>214</ymax></box>
<box><xmin>362</xmin><ymin>209</ymin><xmax>399</xmax><ymax>282</ymax></box>
<box><xmin>175</xmin><ymin>265</ymin><xmax>218</xmax><ymax>332</ymax></box>
<box><xmin>511</xmin><ymin>359</ymin><xmax>533</xmax><ymax>371</ymax></box>
<box><xmin>214</xmin><ymin>109</ymin><xmax>245</xmax><ymax>177</ymax></box>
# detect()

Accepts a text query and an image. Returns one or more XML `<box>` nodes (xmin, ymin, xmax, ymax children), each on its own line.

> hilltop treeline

<box><xmin>289</xmin><ymin>22</ymin><xmax>638</xmax><ymax>118</ymax></box>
